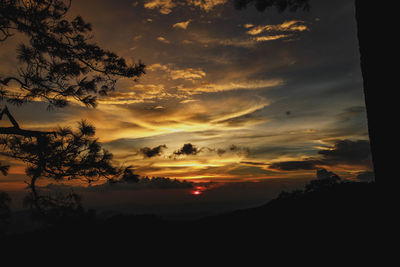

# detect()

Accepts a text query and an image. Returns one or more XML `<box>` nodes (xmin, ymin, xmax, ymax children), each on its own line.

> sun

<box><xmin>191</xmin><ymin>186</ymin><xmax>207</xmax><ymax>195</ymax></box>
<box><xmin>191</xmin><ymin>190</ymin><xmax>202</xmax><ymax>195</ymax></box>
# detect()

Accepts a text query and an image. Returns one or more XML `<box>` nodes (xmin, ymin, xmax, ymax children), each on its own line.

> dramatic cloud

<box><xmin>173</xmin><ymin>20</ymin><xmax>191</xmax><ymax>30</ymax></box>
<box><xmin>113</xmin><ymin>92</ymin><xmax>268</xmax><ymax>132</ymax></box>
<box><xmin>317</xmin><ymin>140</ymin><xmax>372</xmax><ymax>167</ymax></box>
<box><xmin>268</xmin><ymin>140</ymin><xmax>373</xmax><ymax>173</ymax></box>
<box><xmin>1</xmin><ymin>0</ymin><xmax>369</xmax><ymax>188</ymax></box>
<box><xmin>139</xmin><ymin>145</ymin><xmax>168</xmax><ymax>158</ymax></box>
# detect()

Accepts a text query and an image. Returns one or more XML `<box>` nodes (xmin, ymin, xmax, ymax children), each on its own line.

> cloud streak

<box><xmin>268</xmin><ymin>140</ymin><xmax>373</xmax><ymax>175</ymax></box>
<box><xmin>148</xmin><ymin>63</ymin><xmax>206</xmax><ymax>81</ymax></box>
<box><xmin>245</xmin><ymin>20</ymin><xmax>309</xmax><ymax>35</ymax></box>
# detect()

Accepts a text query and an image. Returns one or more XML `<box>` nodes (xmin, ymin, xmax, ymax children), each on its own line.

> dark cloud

<box><xmin>139</xmin><ymin>145</ymin><xmax>167</xmax><ymax>158</ymax></box>
<box><xmin>169</xmin><ymin>143</ymin><xmax>250</xmax><ymax>158</ymax></box>
<box><xmin>173</xmin><ymin>143</ymin><xmax>200</xmax><ymax>156</ymax></box>
<box><xmin>229</xmin><ymin>144</ymin><xmax>250</xmax><ymax>156</ymax></box>
<box><xmin>269</xmin><ymin>160</ymin><xmax>317</xmax><ymax>171</ymax></box>
<box><xmin>268</xmin><ymin>139</ymin><xmax>373</xmax><ymax>172</ymax></box>
<box><xmin>317</xmin><ymin>139</ymin><xmax>372</xmax><ymax>167</ymax></box>
<box><xmin>214</xmin><ymin>145</ymin><xmax>250</xmax><ymax>157</ymax></box>
<box><xmin>217</xmin><ymin>148</ymin><xmax>226</xmax><ymax>156</ymax></box>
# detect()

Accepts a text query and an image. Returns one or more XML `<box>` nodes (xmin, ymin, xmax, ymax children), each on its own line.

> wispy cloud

<box><xmin>148</xmin><ymin>63</ymin><xmax>206</xmax><ymax>81</ymax></box>
<box><xmin>245</xmin><ymin>20</ymin><xmax>309</xmax><ymax>35</ymax></box>
<box><xmin>170</xmin><ymin>68</ymin><xmax>206</xmax><ymax>81</ymax></box>
<box><xmin>182</xmin><ymin>79</ymin><xmax>283</xmax><ymax>93</ymax></box>
<box><xmin>253</xmin><ymin>34</ymin><xmax>292</xmax><ymax>42</ymax></box>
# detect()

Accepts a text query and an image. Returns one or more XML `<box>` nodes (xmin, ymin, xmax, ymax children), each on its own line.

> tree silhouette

<box><xmin>0</xmin><ymin>119</ymin><xmax>129</xmax><ymax>216</ymax></box>
<box><xmin>232</xmin><ymin>0</ymin><xmax>380</xmax><ymax>182</ymax></box>
<box><xmin>0</xmin><ymin>0</ymin><xmax>145</xmax><ymax>217</ymax></box>
<box><xmin>0</xmin><ymin>0</ymin><xmax>145</xmax><ymax>110</ymax></box>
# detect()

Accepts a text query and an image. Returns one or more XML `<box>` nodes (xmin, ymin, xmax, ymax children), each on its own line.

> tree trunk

<box><xmin>29</xmin><ymin>174</ymin><xmax>44</xmax><ymax>215</ymax></box>
<box><xmin>354</xmin><ymin>1</ymin><xmax>382</xmax><ymax>183</ymax></box>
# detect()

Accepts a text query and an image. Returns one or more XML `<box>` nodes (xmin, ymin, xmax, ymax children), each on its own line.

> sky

<box><xmin>0</xmin><ymin>0</ymin><xmax>373</xmax><ymax>216</ymax></box>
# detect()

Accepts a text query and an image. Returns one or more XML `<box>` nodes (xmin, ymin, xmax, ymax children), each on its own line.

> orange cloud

<box><xmin>254</xmin><ymin>34</ymin><xmax>292</xmax><ymax>42</ymax></box>
<box><xmin>246</xmin><ymin>20</ymin><xmax>309</xmax><ymax>35</ymax></box>
<box><xmin>187</xmin><ymin>0</ymin><xmax>228</xmax><ymax>12</ymax></box>
<box><xmin>170</xmin><ymin>68</ymin><xmax>206</xmax><ymax>81</ymax></box>
<box><xmin>173</xmin><ymin>20</ymin><xmax>192</xmax><ymax>30</ymax></box>
<box><xmin>143</xmin><ymin>0</ymin><xmax>176</xmax><ymax>14</ymax></box>
<box><xmin>157</xmin><ymin>36</ymin><xmax>170</xmax><ymax>43</ymax></box>
<box><xmin>148</xmin><ymin>63</ymin><xmax>206</xmax><ymax>81</ymax></box>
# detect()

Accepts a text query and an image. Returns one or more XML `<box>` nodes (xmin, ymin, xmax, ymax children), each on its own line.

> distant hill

<box><xmin>2</xmin><ymin>181</ymin><xmax>379</xmax><ymax>247</ymax></box>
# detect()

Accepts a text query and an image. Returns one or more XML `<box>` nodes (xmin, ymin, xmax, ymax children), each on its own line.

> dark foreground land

<box><xmin>1</xmin><ymin>181</ymin><xmax>382</xmax><ymax>248</ymax></box>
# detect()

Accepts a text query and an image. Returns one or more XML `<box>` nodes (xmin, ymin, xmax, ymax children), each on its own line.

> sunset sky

<box><xmin>0</xmin><ymin>0</ymin><xmax>373</xmax><ymax>213</ymax></box>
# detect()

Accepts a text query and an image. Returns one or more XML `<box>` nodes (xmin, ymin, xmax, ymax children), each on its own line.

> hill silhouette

<box><xmin>2</xmin><ymin>180</ymin><xmax>378</xmax><ymax>246</ymax></box>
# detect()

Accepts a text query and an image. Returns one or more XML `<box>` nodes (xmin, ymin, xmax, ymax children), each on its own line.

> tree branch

<box><xmin>0</xmin><ymin>106</ymin><xmax>57</xmax><ymax>137</ymax></box>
